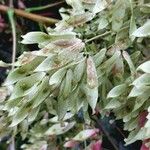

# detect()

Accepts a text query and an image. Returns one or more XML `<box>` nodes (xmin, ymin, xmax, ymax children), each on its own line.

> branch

<box><xmin>0</xmin><ymin>5</ymin><xmax>59</xmax><ymax>25</ymax></box>
<box><xmin>26</xmin><ymin>1</ymin><xmax>65</xmax><ymax>12</ymax></box>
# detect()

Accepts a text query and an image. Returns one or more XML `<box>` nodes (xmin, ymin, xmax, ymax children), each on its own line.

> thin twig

<box><xmin>85</xmin><ymin>31</ymin><xmax>111</xmax><ymax>43</ymax></box>
<box><xmin>8</xmin><ymin>9</ymin><xmax>16</xmax><ymax>70</ymax></box>
<box><xmin>26</xmin><ymin>1</ymin><xmax>65</xmax><ymax>12</ymax></box>
<box><xmin>0</xmin><ymin>5</ymin><xmax>59</xmax><ymax>24</ymax></box>
<box><xmin>8</xmin><ymin>0</ymin><xmax>16</xmax><ymax>148</ymax></box>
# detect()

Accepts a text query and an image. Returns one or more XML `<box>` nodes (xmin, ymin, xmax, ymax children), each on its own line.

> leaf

<box><xmin>105</xmin><ymin>99</ymin><xmax>121</xmax><ymax>109</ymax></box>
<box><xmin>67</xmin><ymin>87</ymin><xmax>81</xmax><ymax>114</ymax></box>
<box><xmin>93</xmin><ymin>48</ymin><xmax>106</xmax><ymax>67</ymax></box>
<box><xmin>10</xmin><ymin>103</ymin><xmax>30</xmax><ymax>127</ymax></box>
<box><xmin>28</xmin><ymin>106</ymin><xmax>40</xmax><ymax>122</ymax></box>
<box><xmin>93</xmin><ymin>0</ymin><xmax>107</xmax><ymax>14</ymax></box>
<box><xmin>66</xmin><ymin>0</ymin><xmax>84</xmax><ymax>13</ymax></box>
<box><xmin>124</xmin><ymin>118</ymin><xmax>138</xmax><ymax>131</ymax></box>
<box><xmin>63</xmin><ymin>69</ymin><xmax>73</xmax><ymax>98</ymax></box>
<box><xmin>67</xmin><ymin>12</ymin><xmax>94</xmax><ymax>26</ymax></box>
<box><xmin>45</xmin><ymin>122</ymin><xmax>75</xmax><ymax>135</ymax></box>
<box><xmin>83</xmin><ymin>84</ymin><xmax>98</xmax><ymax>113</ymax></box>
<box><xmin>21</xmin><ymin>32</ymin><xmax>51</xmax><ymax>44</ymax></box>
<box><xmin>112</xmin><ymin>0</ymin><xmax>126</xmax><ymax>32</ymax></box>
<box><xmin>9</xmin><ymin>72</ymin><xmax>45</xmax><ymax>100</ymax></box>
<box><xmin>132</xmin><ymin>20</ymin><xmax>150</xmax><ymax>37</ymax></box>
<box><xmin>5</xmin><ymin>98</ymin><xmax>22</xmax><ymax>110</ymax></box>
<box><xmin>4</xmin><ymin>57</ymin><xmax>44</xmax><ymax>85</ymax></box>
<box><xmin>122</xmin><ymin>51</ymin><xmax>136</xmax><ymax>75</ymax></box>
<box><xmin>107</xmin><ymin>84</ymin><xmax>127</xmax><ymax>98</ymax></box>
<box><xmin>137</xmin><ymin>61</ymin><xmax>150</xmax><ymax>73</ymax></box>
<box><xmin>128</xmin><ymin>86</ymin><xmax>150</xmax><ymax>97</ymax></box>
<box><xmin>35</xmin><ymin>54</ymin><xmax>57</xmax><ymax>72</ymax></box>
<box><xmin>57</xmin><ymin>96</ymin><xmax>68</xmax><ymax>120</ymax></box>
<box><xmin>49</xmin><ymin>68</ymin><xmax>67</xmax><ymax>87</ymax></box>
<box><xmin>73</xmin><ymin>129</ymin><xmax>99</xmax><ymax>141</ymax></box>
<box><xmin>73</xmin><ymin>59</ymin><xmax>86</xmax><ymax>83</ymax></box>
<box><xmin>49</xmin><ymin>112</ymin><xmax>74</xmax><ymax>123</ymax></box>
<box><xmin>132</xmin><ymin>91</ymin><xmax>150</xmax><ymax>112</ymax></box>
<box><xmin>32</xmin><ymin>77</ymin><xmax>50</xmax><ymax>108</ymax></box>
<box><xmin>98</xmin><ymin>17</ymin><xmax>109</xmax><ymax>30</ymax></box>
<box><xmin>87</xmin><ymin>56</ymin><xmax>98</xmax><ymax>88</ymax></box>
<box><xmin>101</xmin><ymin>51</ymin><xmax>121</xmax><ymax>72</ymax></box>
<box><xmin>129</xmin><ymin>15</ymin><xmax>137</xmax><ymax>41</ymax></box>
<box><xmin>125</xmin><ymin>128</ymin><xmax>150</xmax><ymax>145</ymax></box>
<box><xmin>132</xmin><ymin>74</ymin><xmax>150</xmax><ymax>87</ymax></box>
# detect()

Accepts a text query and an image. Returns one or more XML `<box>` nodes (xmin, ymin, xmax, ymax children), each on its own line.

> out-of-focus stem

<box><xmin>0</xmin><ymin>5</ymin><xmax>59</xmax><ymax>25</ymax></box>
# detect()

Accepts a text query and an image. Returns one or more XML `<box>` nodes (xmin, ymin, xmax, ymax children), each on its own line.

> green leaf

<box><xmin>45</xmin><ymin>122</ymin><xmax>75</xmax><ymax>135</ymax></box>
<box><xmin>132</xmin><ymin>20</ymin><xmax>150</xmax><ymax>37</ymax></box>
<box><xmin>49</xmin><ymin>68</ymin><xmax>67</xmax><ymax>87</ymax></box>
<box><xmin>105</xmin><ymin>99</ymin><xmax>121</xmax><ymax>109</ymax></box>
<box><xmin>4</xmin><ymin>57</ymin><xmax>44</xmax><ymax>85</ymax></box>
<box><xmin>73</xmin><ymin>59</ymin><xmax>86</xmax><ymax>83</ymax></box>
<box><xmin>112</xmin><ymin>0</ymin><xmax>126</xmax><ymax>32</ymax></box>
<box><xmin>124</xmin><ymin>118</ymin><xmax>138</xmax><ymax>131</ymax></box>
<box><xmin>128</xmin><ymin>86</ymin><xmax>150</xmax><ymax>97</ymax></box>
<box><xmin>129</xmin><ymin>15</ymin><xmax>137</xmax><ymax>41</ymax></box>
<box><xmin>132</xmin><ymin>74</ymin><xmax>150</xmax><ymax>87</ymax></box>
<box><xmin>66</xmin><ymin>0</ymin><xmax>84</xmax><ymax>13</ymax></box>
<box><xmin>35</xmin><ymin>55</ymin><xmax>57</xmax><ymax>72</ymax></box>
<box><xmin>93</xmin><ymin>48</ymin><xmax>106</xmax><ymax>67</ymax></box>
<box><xmin>28</xmin><ymin>106</ymin><xmax>40</xmax><ymax>122</ymax></box>
<box><xmin>57</xmin><ymin>96</ymin><xmax>68</xmax><ymax>120</ymax></box>
<box><xmin>101</xmin><ymin>51</ymin><xmax>121</xmax><ymax>72</ymax></box>
<box><xmin>122</xmin><ymin>51</ymin><xmax>136</xmax><ymax>75</ymax></box>
<box><xmin>67</xmin><ymin>87</ymin><xmax>82</xmax><ymax>114</ymax></box>
<box><xmin>63</xmin><ymin>69</ymin><xmax>73</xmax><ymax>98</ymax></box>
<box><xmin>21</xmin><ymin>32</ymin><xmax>51</xmax><ymax>44</ymax></box>
<box><xmin>107</xmin><ymin>84</ymin><xmax>127</xmax><ymax>98</ymax></box>
<box><xmin>137</xmin><ymin>61</ymin><xmax>150</xmax><ymax>73</ymax></box>
<box><xmin>132</xmin><ymin>90</ymin><xmax>150</xmax><ymax>112</ymax></box>
<box><xmin>83</xmin><ymin>84</ymin><xmax>98</xmax><ymax>113</ymax></box>
<box><xmin>32</xmin><ymin>77</ymin><xmax>50</xmax><ymax>108</ymax></box>
<box><xmin>93</xmin><ymin>0</ymin><xmax>107</xmax><ymax>14</ymax></box>
<box><xmin>49</xmin><ymin>112</ymin><xmax>74</xmax><ymax>123</ymax></box>
<box><xmin>10</xmin><ymin>104</ymin><xmax>30</xmax><ymax>127</ymax></box>
<box><xmin>5</xmin><ymin>98</ymin><xmax>22</xmax><ymax>110</ymax></box>
<box><xmin>9</xmin><ymin>72</ymin><xmax>45</xmax><ymax>100</ymax></box>
<box><xmin>98</xmin><ymin>17</ymin><xmax>109</xmax><ymax>30</ymax></box>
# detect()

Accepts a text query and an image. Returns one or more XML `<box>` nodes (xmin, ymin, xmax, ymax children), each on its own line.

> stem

<box><xmin>0</xmin><ymin>5</ymin><xmax>59</xmax><ymax>25</ymax></box>
<box><xmin>8</xmin><ymin>9</ymin><xmax>16</xmax><ymax>70</ymax></box>
<box><xmin>26</xmin><ymin>1</ymin><xmax>65</xmax><ymax>12</ymax></box>
<box><xmin>85</xmin><ymin>31</ymin><xmax>111</xmax><ymax>43</ymax></box>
